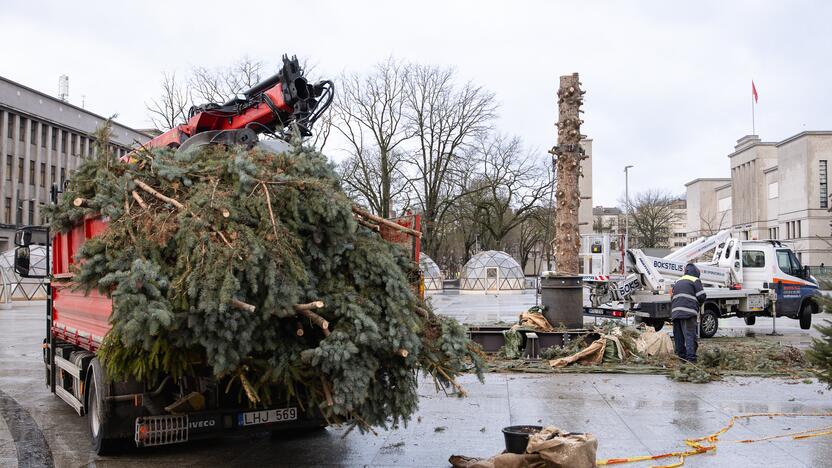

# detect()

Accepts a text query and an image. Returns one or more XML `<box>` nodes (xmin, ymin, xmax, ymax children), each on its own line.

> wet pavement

<box><xmin>1</xmin><ymin>301</ymin><xmax>832</xmax><ymax>467</ymax></box>
<box><xmin>430</xmin><ymin>289</ymin><xmax>832</xmax><ymax>348</ymax></box>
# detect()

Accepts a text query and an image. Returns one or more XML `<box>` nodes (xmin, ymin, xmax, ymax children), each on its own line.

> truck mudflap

<box><xmin>135</xmin><ymin>406</ymin><xmax>325</xmax><ymax>447</ymax></box>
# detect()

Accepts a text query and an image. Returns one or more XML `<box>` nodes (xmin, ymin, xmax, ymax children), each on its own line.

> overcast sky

<box><xmin>2</xmin><ymin>0</ymin><xmax>830</xmax><ymax>206</ymax></box>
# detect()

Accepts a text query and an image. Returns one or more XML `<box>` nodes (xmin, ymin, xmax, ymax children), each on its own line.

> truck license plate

<box><xmin>747</xmin><ymin>294</ymin><xmax>765</xmax><ymax>311</ymax></box>
<box><xmin>238</xmin><ymin>407</ymin><xmax>297</xmax><ymax>426</ymax></box>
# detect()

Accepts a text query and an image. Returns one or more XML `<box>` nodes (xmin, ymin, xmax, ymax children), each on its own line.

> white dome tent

<box><xmin>419</xmin><ymin>254</ymin><xmax>443</xmax><ymax>292</ymax></box>
<box><xmin>0</xmin><ymin>245</ymin><xmax>49</xmax><ymax>305</ymax></box>
<box><xmin>460</xmin><ymin>250</ymin><xmax>526</xmax><ymax>293</ymax></box>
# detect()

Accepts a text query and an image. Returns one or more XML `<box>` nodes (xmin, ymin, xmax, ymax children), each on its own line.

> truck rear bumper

<box><xmin>135</xmin><ymin>407</ymin><xmax>325</xmax><ymax>447</ymax></box>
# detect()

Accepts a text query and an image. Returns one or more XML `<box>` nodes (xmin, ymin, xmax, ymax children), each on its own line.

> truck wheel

<box><xmin>700</xmin><ymin>308</ymin><xmax>719</xmax><ymax>339</ymax></box>
<box><xmin>744</xmin><ymin>315</ymin><xmax>756</xmax><ymax>326</ymax></box>
<box><xmin>799</xmin><ymin>303</ymin><xmax>813</xmax><ymax>330</ymax></box>
<box><xmin>87</xmin><ymin>358</ymin><xmax>124</xmax><ymax>455</ymax></box>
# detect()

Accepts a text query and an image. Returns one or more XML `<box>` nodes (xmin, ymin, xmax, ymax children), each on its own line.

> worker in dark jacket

<box><xmin>671</xmin><ymin>264</ymin><xmax>706</xmax><ymax>362</ymax></box>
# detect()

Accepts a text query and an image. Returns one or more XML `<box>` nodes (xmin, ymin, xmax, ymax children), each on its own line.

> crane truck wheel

<box><xmin>700</xmin><ymin>307</ymin><xmax>719</xmax><ymax>339</ymax></box>
<box><xmin>799</xmin><ymin>302</ymin><xmax>814</xmax><ymax>330</ymax></box>
<box><xmin>87</xmin><ymin>358</ymin><xmax>124</xmax><ymax>455</ymax></box>
<box><xmin>744</xmin><ymin>315</ymin><xmax>756</xmax><ymax>326</ymax></box>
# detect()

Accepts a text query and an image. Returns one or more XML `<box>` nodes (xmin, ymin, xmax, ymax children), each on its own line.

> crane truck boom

<box><xmin>584</xmin><ymin>230</ymin><xmax>821</xmax><ymax>338</ymax></box>
<box><xmin>12</xmin><ymin>55</ymin><xmax>422</xmax><ymax>454</ymax></box>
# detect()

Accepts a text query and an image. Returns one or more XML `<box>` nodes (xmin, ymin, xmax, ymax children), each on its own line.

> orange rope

<box><xmin>596</xmin><ymin>412</ymin><xmax>832</xmax><ymax>467</ymax></box>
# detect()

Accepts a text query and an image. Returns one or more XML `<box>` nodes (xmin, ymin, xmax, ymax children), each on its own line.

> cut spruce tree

<box><xmin>807</xmin><ymin>318</ymin><xmax>832</xmax><ymax>387</ymax></box>
<box><xmin>46</xmin><ymin>124</ymin><xmax>483</xmax><ymax>431</ymax></box>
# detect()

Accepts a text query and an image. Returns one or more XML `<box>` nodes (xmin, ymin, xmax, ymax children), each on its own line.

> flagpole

<box><xmin>752</xmin><ymin>89</ymin><xmax>756</xmax><ymax>135</ymax></box>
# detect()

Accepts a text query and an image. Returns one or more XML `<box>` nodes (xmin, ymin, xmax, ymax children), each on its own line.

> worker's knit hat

<box><xmin>684</xmin><ymin>263</ymin><xmax>701</xmax><ymax>278</ymax></box>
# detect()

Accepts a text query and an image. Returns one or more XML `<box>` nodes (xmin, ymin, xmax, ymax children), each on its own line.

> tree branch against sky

<box><xmin>628</xmin><ymin>189</ymin><xmax>680</xmax><ymax>249</ymax></box>
<box><xmin>403</xmin><ymin>63</ymin><xmax>497</xmax><ymax>256</ymax></box>
<box><xmin>145</xmin><ymin>72</ymin><xmax>189</xmax><ymax>131</ymax></box>
<box><xmin>333</xmin><ymin>59</ymin><xmax>412</xmax><ymax>218</ymax></box>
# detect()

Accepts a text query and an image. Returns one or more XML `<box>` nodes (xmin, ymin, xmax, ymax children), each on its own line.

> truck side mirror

<box><xmin>14</xmin><ymin>246</ymin><xmax>31</xmax><ymax>277</ymax></box>
<box><xmin>14</xmin><ymin>230</ymin><xmax>30</xmax><ymax>247</ymax></box>
<box><xmin>14</xmin><ymin>227</ymin><xmax>48</xmax><ymax>247</ymax></box>
<box><xmin>14</xmin><ymin>245</ymin><xmax>47</xmax><ymax>279</ymax></box>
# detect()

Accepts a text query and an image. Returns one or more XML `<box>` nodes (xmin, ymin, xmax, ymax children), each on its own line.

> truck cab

<box><xmin>584</xmin><ymin>231</ymin><xmax>823</xmax><ymax>337</ymax></box>
<box><xmin>724</xmin><ymin>240</ymin><xmax>820</xmax><ymax>326</ymax></box>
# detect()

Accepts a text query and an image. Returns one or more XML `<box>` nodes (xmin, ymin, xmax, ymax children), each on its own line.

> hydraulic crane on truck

<box><xmin>12</xmin><ymin>55</ymin><xmax>421</xmax><ymax>454</ymax></box>
<box><xmin>584</xmin><ymin>229</ymin><xmax>821</xmax><ymax>338</ymax></box>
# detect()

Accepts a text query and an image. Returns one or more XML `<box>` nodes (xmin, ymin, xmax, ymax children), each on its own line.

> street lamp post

<box><xmin>624</xmin><ymin>165</ymin><xmax>634</xmax><ymax>251</ymax></box>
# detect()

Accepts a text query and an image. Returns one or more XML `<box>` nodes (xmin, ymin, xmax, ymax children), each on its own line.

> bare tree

<box><xmin>404</xmin><ymin>64</ymin><xmax>497</xmax><ymax>256</ymax></box>
<box><xmin>471</xmin><ymin>134</ymin><xmax>550</xmax><ymax>249</ymax></box>
<box><xmin>334</xmin><ymin>59</ymin><xmax>412</xmax><ymax>217</ymax></box>
<box><xmin>592</xmin><ymin>215</ymin><xmax>615</xmax><ymax>233</ymax></box>
<box><xmin>629</xmin><ymin>189</ymin><xmax>679</xmax><ymax>248</ymax></box>
<box><xmin>146</xmin><ymin>72</ymin><xmax>190</xmax><ymax>130</ymax></box>
<box><xmin>513</xmin><ymin>206</ymin><xmax>549</xmax><ymax>272</ymax></box>
<box><xmin>698</xmin><ymin>208</ymin><xmax>729</xmax><ymax>236</ymax></box>
<box><xmin>189</xmin><ymin>57</ymin><xmax>264</xmax><ymax>105</ymax></box>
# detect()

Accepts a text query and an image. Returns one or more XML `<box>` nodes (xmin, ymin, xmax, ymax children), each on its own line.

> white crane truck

<box><xmin>583</xmin><ymin>230</ymin><xmax>822</xmax><ymax>338</ymax></box>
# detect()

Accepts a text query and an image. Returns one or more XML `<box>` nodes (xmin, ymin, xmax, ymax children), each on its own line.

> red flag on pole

<box><xmin>752</xmin><ymin>81</ymin><xmax>759</xmax><ymax>103</ymax></box>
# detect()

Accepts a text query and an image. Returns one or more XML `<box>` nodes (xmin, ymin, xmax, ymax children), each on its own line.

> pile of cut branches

<box><xmin>46</xmin><ymin>124</ymin><xmax>483</xmax><ymax>430</ymax></box>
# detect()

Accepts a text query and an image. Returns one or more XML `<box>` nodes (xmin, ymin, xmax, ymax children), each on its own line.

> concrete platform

<box><xmin>1</xmin><ymin>301</ymin><xmax>831</xmax><ymax>467</ymax></box>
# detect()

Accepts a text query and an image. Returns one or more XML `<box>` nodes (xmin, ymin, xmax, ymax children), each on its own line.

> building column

<box><xmin>23</xmin><ymin>118</ymin><xmax>32</xmax><ymax>225</ymax></box>
<box><xmin>55</xmin><ymin>128</ymin><xmax>63</xmax><ymax>189</ymax></box>
<box><xmin>10</xmin><ymin>114</ymin><xmax>20</xmax><ymax>225</ymax></box>
<box><xmin>0</xmin><ymin>110</ymin><xmax>7</xmax><ymax>223</ymax></box>
<box><xmin>45</xmin><ymin>125</ymin><xmax>53</xmax><ymax>221</ymax></box>
<box><xmin>33</xmin><ymin>121</ymin><xmax>42</xmax><ymax>225</ymax></box>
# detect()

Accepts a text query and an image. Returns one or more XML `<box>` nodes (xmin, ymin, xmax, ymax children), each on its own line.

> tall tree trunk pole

<box><xmin>550</xmin><ymin>73</ymin><xmax>585</xmax><ymax>275</ymax></box>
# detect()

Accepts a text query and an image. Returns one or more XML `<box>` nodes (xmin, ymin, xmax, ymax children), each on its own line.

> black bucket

<box><xmin>540</xmin><ymin>275</ymin><xmax>583</xmax><ymax>328</ymax></box>
<box><xmin>502</xmin><ymin>425</ymin><xmax>543</xmax><ymax>454</ymax></box>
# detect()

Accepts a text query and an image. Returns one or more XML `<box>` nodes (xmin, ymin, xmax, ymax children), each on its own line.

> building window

<box><xmin>821</xmin><ymin>160</ymin><xmax>828</xmax><ymax>209</ymax></box>
<box><xmin>768</xmin><ymin>182</ymin><xmax>778</xmax><ymax>199</ymax></box>
<box><xmin>3</xmin><ymin>198</ymin><xmax>10</xmax><ymax>224</ymax></box>
<box><xmin>71</xmin><ymin>134</ymin><xmax>77</xmax><ymax>155</ymax></box>
<box><xmin>41</xmin><ymin>126</ymin><xmax>47</xmax><ymax>147</ymax></box>
<box><xmin>6</xmin><ymin>114</ymin><xmax>13</xmax><ymax>138</ymax></box>
<box><xmin>28</xmin><ymin>201</ymin><xmax>34</xmax><ymax>225</ymax></box>
<box><xmin>60</xmin><ymin>168</ymin><xmax>66</xmax><ymax>186</ymax></box>
<box><xmin>29</xmin><ymin>161</ymin><xmax>34</xmax><ymax>185</ymax></box>
<box><xmin>5</xmin><ymin>155</ymin><xmax>10</xmax><ymax>181</ymax></box>
<box><xmin>797</xmin><ymin>220</ymin><xmax>802</xmax><ymax>238</ymax></box>
<box><xmin>51</xmin><ymin>129</ymin><xmax>57</xmax><ymax>148</ymax></box>
<box><xmin>50</xmin><ymin>165</ymin><xmax>56</xmax><ymax>186</ymax></box>
<box><xmin>61</xmin><ymin>133</ymin><xmax>67</xmax><ymax>153</ymax></box>
<box><xmin>30</xmin><ymin>122</ymin><xmax>37</xmax><ymax>144</ymax></box>
<box><xmin>17</xmin><ymin>158</ymin><xmax>23</xmax><ymax>183</ymax></box>
<box><xmin>18</xmin><ymin>118</ymin><xmax>25</xmax><ymax>141</ymax></box>
<box><xmin>15</xmin><ymin>198</ymin><xmax>22</xmax><ymax>225</ymax></box>
<box><xmin>39</xmin><ymin>163</ymin><xmax>45</xmax><ymax>187</ymax></box>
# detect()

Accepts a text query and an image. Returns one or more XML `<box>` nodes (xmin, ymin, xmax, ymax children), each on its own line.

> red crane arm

<box><xmin>144</xmin><ymin>55</ymin><xmax>331</xmax><ymax>150</ymax></box>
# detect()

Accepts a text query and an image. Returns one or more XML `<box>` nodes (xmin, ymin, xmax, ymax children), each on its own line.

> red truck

<box><xmin>13</xmin><ymin>56</ymin><xmax>421</xmax><ymax>454</ymax></box>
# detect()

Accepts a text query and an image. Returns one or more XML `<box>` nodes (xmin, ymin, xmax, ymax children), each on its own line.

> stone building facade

<box><xmin>0</xmin><ymin>76</ymin><xmax>150</xmax><ymax>250</ymax></box>
<box><xmin>685</xmin><ymin>132</ymin><xmax>832</xmax><ymax>266</ymax></box>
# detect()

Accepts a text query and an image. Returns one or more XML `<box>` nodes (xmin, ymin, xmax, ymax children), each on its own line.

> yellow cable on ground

<box><xmin>596</xmin><ymin>412</ymin><xmax>832</xmax><ymax>467</ymax></box>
